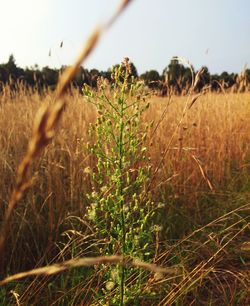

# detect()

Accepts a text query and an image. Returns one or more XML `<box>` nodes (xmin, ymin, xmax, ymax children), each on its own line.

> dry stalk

<box><xmin>106</xmin><ymin>0</ymin><xmax>133</xmax><ymax>28</ymax></box>
<box><xmin>143</xmin><ymin>68</ymin><xmax>206</xmax><ymax>198</ymax></box>
<box><xmin>159</xmin><ymin>221</ymin><xmax>250</xmax><ymax>305</ymax></box>
<box><xmin>0</xmin><ymin>255</ymin><xmax>178</xmax><ymax>286</ymax></box>
<box><xmin>10</xmin><ymin>290</ymin><xmax>21</xmax><ymax>306</ymax></box>
<box><xmin>190</xmin><ymin>154</ymin><xmax>215</xmax><ymax>192</ymax></box>
<box><xmin>0</xmin><ymin>0</ymin><xmax>133</xmax><ymax>275</ymax></box>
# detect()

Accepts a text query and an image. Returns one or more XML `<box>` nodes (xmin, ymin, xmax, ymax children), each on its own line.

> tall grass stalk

<box><xmin>0</xmin><ymin>0</ymin><xmax>133</xmax><ymax>276</ymax></box>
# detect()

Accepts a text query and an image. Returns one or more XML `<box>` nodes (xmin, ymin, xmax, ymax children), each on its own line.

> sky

<box><xmin>0</xmin><ymin>0</ymin><xmax>249</xmax><ymax>75</ymax></box>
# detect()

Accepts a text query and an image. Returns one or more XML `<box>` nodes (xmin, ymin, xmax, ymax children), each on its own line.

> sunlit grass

<box><xmin>0</xmin><ymin>83</ymin><xmax>249</xmax><ymax>304</ymax></box>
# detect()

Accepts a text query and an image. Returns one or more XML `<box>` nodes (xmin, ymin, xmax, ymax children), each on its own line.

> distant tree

<box><xmin>210</xmin><ymin>74</ymin><xmax>220</xmax><ymax>91</ymax></box>
<box><xmin>89</xmin><ymin>68</ymin><xmax>100</xmax><ymax>87</ymax></box>
<box><xmin>163</xmin><ymin>57</ymin><xmax>193</xmax><ymax>94</ymax></box>
<box><xmin>194</xmin><ymin>66</ymin><xmax>210</xmax><ymax>91</ymax></box>
<box><xmin>74</xmin><ymin>66</ymin><xmax>85</xmax><ymax>86</ymax></box>
<box><xmin>99</xmin><ymin>70</ymin><xmax>112</xmax><ymax>82</ymax></box>
<box><xmin>140</xmin><ymin>70</ymin><xmax>161</xmax><ymax>89</ymax></box>
<box><xmin>0</xmin><ymin>65</ymin><xmax>7</xmax><ymax>83</ymax></box>
<box><xmin>42</xmin><ymin>66</ymin><xmax>59</xmax><ymax>87</ymax></box>
<box><xmin>246</xmin><ymin>69</ymin><xmax>250</xmax><ymax>82</ymax></box>
<box><xmin>163</xmin><ymin>58</ymin><xmax>183</xmax><ymax>84</ymax></box>
<box><xmin>6</xmin><ymin>54</ymin><xmax>17</xmax><ymax>73</ymax></box>
<box><xmin>23</xmin><ymin>68</ymin><xmax>36</xmax><ymax>86</ymax></box>
<box><xmin>219</xmin><ymin>71</ymin><xmax>236</xmax><ymax>88</ymax></box>
<box><xmin>129</xmin><ymin>62</ymin><xmax>138</xmax><ymax>79</ymax></box>
<box><xmin>0</xmin><ymin>54</ymin><xmax>25</xmax><ymax>86</ymax></box>
<box><xmin>182</xmin><ymin>67</ymin><xmax>193</xmax><ymax>90</ymax></box>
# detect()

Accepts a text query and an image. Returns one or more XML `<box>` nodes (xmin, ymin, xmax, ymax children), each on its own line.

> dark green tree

<box><xmin>163</xmin><ymin>57</ymin><xmax>192</xmax><ymax>94</ymax></box>
<box><xmin>42</xmin><ymin>66</ymin><xmax>59</xmax><ymax>87</ymax></box>
<box><xmin>246</xmin><ymin>69</ymin><xmax>250</xmax><ymax>82</ymax></box>
<box><xmin>219</xmin><ymin>71</ymin><xmax>236</xmax><ymax>88</ymax></box>
<box><xmin>140</xmin><ymin>70</ymin><xmax>161</xmax><ymax>89</ymax></box>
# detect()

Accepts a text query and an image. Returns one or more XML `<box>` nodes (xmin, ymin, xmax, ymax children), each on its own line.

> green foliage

<box><xmin>140</xmin><ymin>70</ymin><xmax>162</xmax><ymax>89</ymax></box>
<box><xmin>83</xmin><ymin>58</ymin><xmax>155</xmax><ymax>305</ymax></box>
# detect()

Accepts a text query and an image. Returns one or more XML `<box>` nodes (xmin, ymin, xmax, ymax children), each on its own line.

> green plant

<box><xmin>83</xmin><ymin>58</ymin><xmax>155</xmax><ymax>305</ymax></box>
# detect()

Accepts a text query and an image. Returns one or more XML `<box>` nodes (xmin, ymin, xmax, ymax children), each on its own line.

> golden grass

<box><xmin>0</xmin><ymin>87</ymin><xmax>249</xmax><ymax>304</ymax></box>
<box><xmin>0</xmin><ymin>90</ymin><xmax>249</xmax><ymax>230</ymax></box>
<box><xmin>146</xmin><ymin>93</ymin><xmax>250</xmax><ymax>194</ymax></box>
<box><xmin>1</xmin><ymin>91</ymin><xmax>249</xmax><ymax>209</ymax></box>
<box><xmin>0</xmin><ymin>0</ymin><xmax>249</xmax><ymax>301</ymax></box>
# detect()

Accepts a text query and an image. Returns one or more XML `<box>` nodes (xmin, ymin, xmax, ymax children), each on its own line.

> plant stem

<box><xmin>118</xmin><ymin>95</ymin><xmax>125</xmax><ymax>306</ymax></box>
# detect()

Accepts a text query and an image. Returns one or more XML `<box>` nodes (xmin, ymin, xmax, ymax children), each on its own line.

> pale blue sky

<box><xmin>0</xmin><ymin>0</ymin><xmax>249</xmax><ymax>74</ymax></box>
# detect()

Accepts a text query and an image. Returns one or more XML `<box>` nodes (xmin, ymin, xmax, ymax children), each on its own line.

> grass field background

<box><xmin>0</xmin><ymin>84</ymin><xmax>249</xmax><ymax>304</ymax></box>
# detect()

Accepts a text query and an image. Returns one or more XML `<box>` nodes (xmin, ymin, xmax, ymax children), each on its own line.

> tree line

<box><xmin>0</xmin><ymin>55</ymin><xmax>250</xmax><ymax>95</ymax></box>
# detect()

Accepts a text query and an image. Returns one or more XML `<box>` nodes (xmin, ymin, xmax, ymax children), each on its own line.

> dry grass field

<box><xmin>0</xmin><ymin>83</ymin><xmax>249</xmax><ymax>304</ymax></box>
<box><xmin>0</xmin><ymin>2</ymin><xmax>249</xmax><ymax>304</ymax></box>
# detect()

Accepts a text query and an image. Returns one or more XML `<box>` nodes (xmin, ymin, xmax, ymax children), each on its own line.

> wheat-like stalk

<box><xmin>0</xmin><ymin>255</ymin><xmax>178</xmax><ymax>286</ymax></box>
<box><xmin>0</xmin><ymin>0</ymin><xmax>133</xmax><ymax>275</ymax></box>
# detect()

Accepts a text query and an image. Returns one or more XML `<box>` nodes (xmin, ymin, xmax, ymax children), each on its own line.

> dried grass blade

<box><xmin>191</xmin><ymin>154</ymin><xmax>215</xmax><ymax>192</ymax></box>
<box><xmin>0</xmin><ymin>255</ymin><xmax>178</xmax><ymax>286</ymax></box>
<box><xmin>0</xmin><ymin>0</ymin><xmax>133</xmax><ymax>275</ymax></box>
<box><xmin>106</xmin><ymin>0</ymin><xmax>133</xmax><ymax>28</ymax></box>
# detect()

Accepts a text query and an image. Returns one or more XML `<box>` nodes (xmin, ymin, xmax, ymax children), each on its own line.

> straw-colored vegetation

<box><xmin>0</xmin><ymin>0</ymin><xmax>250</xmax><ymax>305</ymax></box>
<box><xmin>0</xmin><ymin>81</ymin><xmax>249</xmax><ymax>304</ymax></box>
